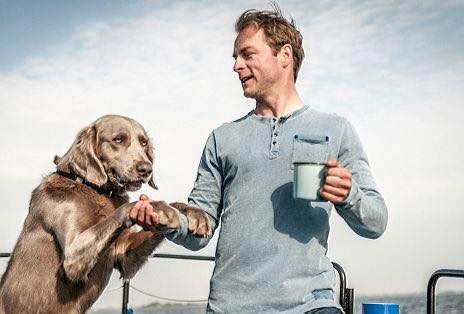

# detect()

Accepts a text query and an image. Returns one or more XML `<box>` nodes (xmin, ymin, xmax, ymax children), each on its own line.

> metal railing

<box><xmin>121</xmin><ymin>253</ymin><xmax>215</xmax><ymax>314</ymax></box>
<box><xmin>427</xmin><ymin>269</ymin><xmax>464</xmax><ymax>314</ymax></box>
<box><xmin>4</xmin><ymin>252</ymin><xmax>464</xmax><ymax>313</ymax></box>
<box><xmin>120</xmin><ymin>255</ymin><xmax>352</xmax><ymax>314</ymax></box>
<box><xmin>0</xmin><ymin>252</ymin><xmax>352</xmax><ymax>313</ymax></box>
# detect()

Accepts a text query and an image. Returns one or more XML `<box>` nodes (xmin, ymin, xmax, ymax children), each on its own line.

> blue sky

<box><xmin>0</xmin><ymin>0</ymin><xmax>168</xmax><ymax>71</ymax></box>
<box><xmin>0</xmin><ymin>0</ymin><xmax>463</xmax><ymax>310</ymax></box>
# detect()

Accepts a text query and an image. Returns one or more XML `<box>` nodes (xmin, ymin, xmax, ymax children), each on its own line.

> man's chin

<box><xmin>243</xmin><ymin>89</ymin><xmax>256</xmax><ymax>99</ymax></box>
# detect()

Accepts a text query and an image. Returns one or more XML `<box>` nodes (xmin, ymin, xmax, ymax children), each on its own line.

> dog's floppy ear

<box><xmin>146</xmin><ymin>141</ymin><xmax>158</xmax><ymax>190</ymax></box>
<box><xmin>55</xmin><ymin>125</ymin><xmax>108</xmax><ymax>187</ymax></box>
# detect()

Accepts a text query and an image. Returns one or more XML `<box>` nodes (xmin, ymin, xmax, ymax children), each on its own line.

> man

<box><xmin>131</xmin><ymin>6</ymin><xmax>387</xmax><ymax>314</ymax></box>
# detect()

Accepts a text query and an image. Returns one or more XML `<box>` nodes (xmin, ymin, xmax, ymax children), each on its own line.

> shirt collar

<box><xmin>248</xmin><ymin>105</ymin><xmax>310</xmax><ymax>123</ymax></box>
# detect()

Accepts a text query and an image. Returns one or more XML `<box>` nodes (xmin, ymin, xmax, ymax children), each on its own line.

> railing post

<box><xmin>122</xmin><ymin>279</ymin><xmax>130</xmax><ymax>314</ymax></box>
<box><xmin>427</xmin><ymin>269</ymin><xmax>464</xmax><ymax>314</ymax></box>
<box><xmin>345</xmin><ymin>288</ymin><xmax>354</xmax><ymax>314</ymax></box>
<box><xmin>332</xmin><ymin>262</ymin><xmax>353</xmax><ymax>314</ymax></box>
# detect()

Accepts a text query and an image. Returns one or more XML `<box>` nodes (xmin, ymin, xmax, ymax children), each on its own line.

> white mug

<box><xmin>293</xmin><ymin>162</ymin><xmax>327</xmax><ymax>201</ymax></box>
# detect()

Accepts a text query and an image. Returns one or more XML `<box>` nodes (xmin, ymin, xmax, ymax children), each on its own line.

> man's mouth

<box><xmin>240</xmin><ymin>75</ymin><xmax>253</xmax><ymax>84</ymax></box>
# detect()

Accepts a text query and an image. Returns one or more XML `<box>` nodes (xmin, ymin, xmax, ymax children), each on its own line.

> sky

<box><xmin>1</xmin><ymin>0</ymin><xmax>464</xmax><ymax>311</ymax></box>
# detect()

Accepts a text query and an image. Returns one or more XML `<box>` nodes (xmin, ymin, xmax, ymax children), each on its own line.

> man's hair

<box><xmin>235</xmin><ymin>3</ymin><xmax>305</xmax><ymax>82</ymax></box>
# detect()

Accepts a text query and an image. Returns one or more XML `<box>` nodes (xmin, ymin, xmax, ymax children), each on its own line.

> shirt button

<box><xmin>272</xmin><ymin>141</ymin><xmax>277</xmax><ymax>145</ymax></box>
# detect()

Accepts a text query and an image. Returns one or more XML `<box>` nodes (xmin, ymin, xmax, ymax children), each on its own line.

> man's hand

<box><xmin>319</xmin><ymin>158</ymin><xmax>352</xmax><ymax>205</ymax></box>
<box><xmin>129</xmin><ymin>195</ymin><xmax>212</xmax><ymax>237</ymax></box>
<box><xmin>129</xmin><ymin>194</ymin><xmax>155</xmax><ymax>231</ymax></box>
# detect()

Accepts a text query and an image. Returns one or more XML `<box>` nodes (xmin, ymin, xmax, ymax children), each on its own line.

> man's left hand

<box><xmin>320</xmin><ymin>158</ymin><xmax>352</xmax><ymax>205</ymax></box>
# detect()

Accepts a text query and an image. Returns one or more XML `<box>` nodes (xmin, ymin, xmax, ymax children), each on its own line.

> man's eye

<box><xmin>113</xmin><ymin>137</ymin><xmax>123</xmax><ymax>143</ymax></box>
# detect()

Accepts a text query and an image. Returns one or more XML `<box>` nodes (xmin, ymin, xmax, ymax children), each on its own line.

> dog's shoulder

<box><xmin>37</xmin><ymin>173</ymin><xmax>93</xmax><ymax>199</ymax></box>
<box><xmin>27</xmin><ymin>173</ymin><xmax>129</xmax><ymax>232</ymax></box>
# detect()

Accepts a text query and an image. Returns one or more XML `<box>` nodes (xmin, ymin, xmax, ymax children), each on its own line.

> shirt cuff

<box><xmin>337</xmin><ymin>180</ymin><xmax>361</xmax><ymax>208</ymax></box>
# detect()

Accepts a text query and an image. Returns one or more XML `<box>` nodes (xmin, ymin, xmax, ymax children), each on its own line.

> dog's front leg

<box><xmin>114</xmin><ymin>230</ymin><xmax>164</xmax><ymax>279</ymax></box>
<box><xmin>61</xmin><ymin>202</ymin><xmax>135</xmax><ymax>282</ymax></box>
<box><xmin>170</xmin><ymin>202</ymin><xmax>212</xmax><ymax>237</ymax></box>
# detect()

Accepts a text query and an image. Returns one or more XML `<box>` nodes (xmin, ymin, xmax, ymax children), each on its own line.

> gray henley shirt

<box><xmin>167</xmin><ymin>105</ymin><xmax>387</xmax><ymax>313</ymax></box>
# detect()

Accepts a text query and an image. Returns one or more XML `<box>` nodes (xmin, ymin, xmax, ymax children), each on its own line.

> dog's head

<box><xmin>54</xmin><ymin>115</ymin><xmax>157</xmax><ymax>192</ymax></box>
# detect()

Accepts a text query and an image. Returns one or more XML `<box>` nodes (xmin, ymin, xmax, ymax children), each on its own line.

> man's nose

<box><xmin>233</xmin><ymin>57</ymin><xmax>244</xmax><ymax>73</ymax></box>
<box><xmin>136</xmin><ymin>161</ymin><xmax>152</xmax><ymax>177</ymax></box>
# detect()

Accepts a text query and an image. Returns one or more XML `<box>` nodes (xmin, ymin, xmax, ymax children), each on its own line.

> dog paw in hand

<box><xmin>151</xmin><ymin>201</ymin><xmax>181</xmax><ymax>230</ymax></box>
<box><xmin>170</xmin><ymin>202</ymin><xmax>212</xmax><ymax>237</ymax></box>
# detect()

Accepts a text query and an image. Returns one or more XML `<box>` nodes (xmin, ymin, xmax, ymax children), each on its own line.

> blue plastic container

<box><xmin>362</xmin><ymin>303</ymin><xmax>400</xmax><ymax>314</ymax></box>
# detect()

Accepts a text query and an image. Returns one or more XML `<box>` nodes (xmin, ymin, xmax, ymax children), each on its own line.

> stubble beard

<box><xmin>243</xmin><ymin>83</ymin><xmax>264</xmax><ymax>100</ymax></box>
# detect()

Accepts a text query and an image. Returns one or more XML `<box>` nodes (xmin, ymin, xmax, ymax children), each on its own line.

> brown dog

<box><xmin>0</xmin><ymin>115</ymin><xmax>211</xmax><ymax>314</ymax></box>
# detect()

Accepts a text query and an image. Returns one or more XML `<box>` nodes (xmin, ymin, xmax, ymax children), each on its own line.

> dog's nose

<box><xmin>136</xmin><ymin>161</ymin><xmax>152</xmax><ymax>177</ymax></box>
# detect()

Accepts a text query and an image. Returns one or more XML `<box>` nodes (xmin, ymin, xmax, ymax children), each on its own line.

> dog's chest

<box><xmin>93</xmin><ymin>194</ymin><xmax>127</xmax><ymax>218</ymax></box>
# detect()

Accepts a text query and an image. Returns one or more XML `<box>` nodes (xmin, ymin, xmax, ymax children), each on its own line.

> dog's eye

<box><xmin>113</xmin><ymin>137</ymin><xmax>124</xmax><ymax>144</ymax></box>
<box><xmin>141</xmin><ymin>139</ymin><xmax>148</xmax><ymax>146</ymax></box>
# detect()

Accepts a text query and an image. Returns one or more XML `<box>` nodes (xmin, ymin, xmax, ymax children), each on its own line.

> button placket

<box><xmin>270</xmin><ymin>118</ymin><xmax>280</xmax><ymax>159</ymax></box>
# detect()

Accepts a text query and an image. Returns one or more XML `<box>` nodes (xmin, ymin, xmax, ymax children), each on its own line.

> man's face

<box><xmin>233</xmin><ymin>26</ymin><xmax>281</xmax><ymax>100</ymax></box>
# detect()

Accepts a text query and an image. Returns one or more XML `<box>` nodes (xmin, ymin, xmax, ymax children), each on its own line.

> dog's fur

<box><xmin>0</xmin><ymin>115</ymin><xmax>211</xmax><ymax>313</ymax></box>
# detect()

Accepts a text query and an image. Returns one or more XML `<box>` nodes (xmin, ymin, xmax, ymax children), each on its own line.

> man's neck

<box><xmin>254</xmin><ymin>87</ymin><xmax>304</xmax><ymax>118</ymax></box>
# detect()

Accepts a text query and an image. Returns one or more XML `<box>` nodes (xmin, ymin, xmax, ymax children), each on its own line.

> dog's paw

<box><xmin>151</xmin><ymin>201</ymin><xmax>181</xmax><ymax>231</ymax></box>
<box><xmin>113</xmin><ymin>202</ymin><xmax>136</xmax><ymax>228</ymax></box>
<box><xmin>170</xmin><ymin>202</ymin><xmax>212</xmax><ymax>237</ymax></box>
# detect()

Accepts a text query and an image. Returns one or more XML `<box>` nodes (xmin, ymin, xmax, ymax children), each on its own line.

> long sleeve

<box><xmin>166</xmin><ymin>131</ymin><xmax>223</xmax><ymax>250</ymax></box>
<box><xmin>335</xmin><ymin>118</ymin><xmax>388</xmax><ymax>239</ymax></box>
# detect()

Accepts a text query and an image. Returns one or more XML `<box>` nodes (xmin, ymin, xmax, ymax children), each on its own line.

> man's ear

<box><xmin>279</xmin><ymin>44</ymin><xmax>293</xmax><ymax>69</ymax></box>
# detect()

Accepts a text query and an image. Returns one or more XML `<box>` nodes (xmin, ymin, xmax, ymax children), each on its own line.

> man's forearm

<box><xmin>335</xmin><ymin>180</ymin><xmax>388</xmax><ymax>239</ymax></box>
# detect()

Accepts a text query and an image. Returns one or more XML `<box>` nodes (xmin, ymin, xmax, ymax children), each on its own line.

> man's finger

<box><xmin>321</xmin><ymin>184</ymin><xmax>348</xmax><ymax>198</ymax></box>
<box><xmin>137</xmin><ymin>204</ymin><xmax>146</xmax><ymax>225</ymax></box>
<box><xmin>139</xmin><ymin>194</ymin><xmax>149</xmax><ymax>201</ymax></box>
<box><xmin>326</xmin><ymin>167</ymin><xmax>351</xmax><ymax>179</ymax></box>
<box><xmin>130</xmin><ymin>201</ymin><xmax>143</xmax><ymax>221</ymax></box>
<box><xmin>325</xmin><ymin>158</ymin><xmax>339</xmax><ymax>168</ymax></box>
<box><xmin>325</xmin><ymin>176</ymin><xmax>351</xmax><ymax>189</ymax></box>
<box><xmin>145</xmin><ymin>204</ymin><xmax>154</xmax><ymax>227</ymax></box>
<box><xmin>320</xmin><ymin>190</ymin><xmax>346</xmax><ymax>204</ymax></box>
